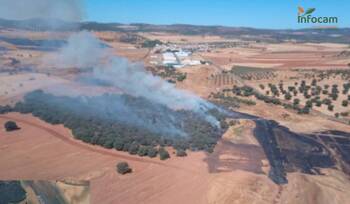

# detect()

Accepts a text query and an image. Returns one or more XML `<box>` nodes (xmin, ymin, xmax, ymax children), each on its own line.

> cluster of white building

<box><xmin>162</xmin><ymin>52</ymin><xmax>178</xmax><ymax>66</ymax></box>
<box><xmin>149</xmin><ymin>44</ymin><xmax>202</xmax><ymax>68</ymax></box>
<box><xmin>162</xmin><ymin>50</ymin><xmax>201</xmax><ymax>68</ymax></box>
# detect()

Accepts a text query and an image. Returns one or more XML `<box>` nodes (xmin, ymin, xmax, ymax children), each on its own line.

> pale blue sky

<box><xmin>85</xmin><ymin>0</ymin><xmax>349</xmax><ymax>29</ymax></box>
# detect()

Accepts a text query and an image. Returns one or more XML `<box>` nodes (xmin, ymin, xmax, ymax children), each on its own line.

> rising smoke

<box><xmin>52</xmin><ymin>31</ymin><xmax>108</xmax><ymax>68</ymax></box>
<box><xmin>52</xmin><ymin>31</ymin><xmax>220</xmax><ymax>128</ymax></box>
<box><xmin>3</xmin><ymin>0</ymin><xmax>221</xmax><ymax>136</ymax></box>
<box><xmin>0</xmin><ymin>0</ymin><xmax>84</xmax><ymax>22</ymax></box>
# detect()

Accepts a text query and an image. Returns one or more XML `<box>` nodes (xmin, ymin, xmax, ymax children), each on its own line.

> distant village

<box><xmin>149</xmin><ymin>44</ymin><xmax>204</xmax><ymax>68</ymax></box>
<box><xmin>148</xmin><ymin>41</ymin><xmax>251</xmax><ymax>68</ymax></box>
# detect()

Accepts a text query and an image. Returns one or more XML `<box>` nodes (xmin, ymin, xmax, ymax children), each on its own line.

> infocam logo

<box><xmin>297</xmin><ymin>6</ymin><xmax>338</xmax><ymax>24</ymax></box>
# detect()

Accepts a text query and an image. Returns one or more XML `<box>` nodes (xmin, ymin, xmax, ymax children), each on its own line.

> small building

<box><xmin>174</xmin><ymin>50</ymin><xmax>191</xmax><ymax>58</ymax></box>
<box><xmin>182</xmin><ymin>59</ymin><xmax>201</xmax><ymax>66</ymax></box>
<box><xmin>162</xmin><ymin>52</ymin><xmax>179</xmax><ymax>66</ymax></box>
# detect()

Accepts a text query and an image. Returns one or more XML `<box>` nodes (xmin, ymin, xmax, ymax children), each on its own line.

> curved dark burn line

<box><xmin>253</xmin><ymin>120</ymin><xmax>288</xmax><ymax>184</ymax></box>
<box><xmin>225</xmin><ymin>109</ymin><xmax>341</xmax><ymax>184</ymax></box>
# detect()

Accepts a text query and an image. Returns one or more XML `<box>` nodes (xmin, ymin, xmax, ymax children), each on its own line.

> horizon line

<box><xmin>0</xmin><ymin>17</ymin><xmax>349</xmax><ymax>31</ymax></box>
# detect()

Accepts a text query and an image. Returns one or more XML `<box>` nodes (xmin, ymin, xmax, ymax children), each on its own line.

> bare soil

<box><xmin>1</xmin><ymin>113</ymin><xmax>350</xmax><ymax>204</ymax></box>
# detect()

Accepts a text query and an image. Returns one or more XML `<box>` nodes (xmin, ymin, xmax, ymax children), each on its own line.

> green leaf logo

<box><xmin>303</xmin><ymin>8</ymin><xmax>316</xmax><ymax>16</ymax></box>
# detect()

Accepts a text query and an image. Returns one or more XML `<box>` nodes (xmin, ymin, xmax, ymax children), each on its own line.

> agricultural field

<box><xmin>216</xmin><ymin>67</ymin><xmax>350</xmax><ymax>123</ymax></box>
<box><xmin>1</xmin><ymin>13</ymin><xmax>350</xmax><ymax>204</ymax></box>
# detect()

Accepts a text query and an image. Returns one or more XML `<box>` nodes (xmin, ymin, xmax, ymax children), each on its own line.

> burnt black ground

<box><xmin>227</xmin><ymin>110</ymin><xmax>347</xmax><ymax>184</ymax></box>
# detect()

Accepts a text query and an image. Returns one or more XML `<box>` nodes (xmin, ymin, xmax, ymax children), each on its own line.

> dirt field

<box><xmin>200</xmin><ymin>43</ymin><xmax>349</xmax><ymax>69</ymax></box>
<box><xmin>136</xmin><ymin>32</ymin><xmax>350</xmax><ymax>70</ymax></box>
<box><xmin>1</xmin><ymin>113</ymin><xmax>350</xmax><ymax>204</ymax></box>
<box><xmin>0</xmin><ymin>73</ymin><xmax>69</xmax><ymax>105</ymax></box>
<box><xmin>140</xmin><ymin>32</ymin><xmax>233</xmax><ymax>43</ymax></box>
<box><xmin>1</xmin><ymin>28</ymin><xmax>350</xmax><ymax>204</ymax></box>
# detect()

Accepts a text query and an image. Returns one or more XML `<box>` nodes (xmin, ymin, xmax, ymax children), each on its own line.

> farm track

<box><xmin>142</xmin><ymin>48</ymin><xmax>152</xmax><ymax>60</ymax></box>
<box><xmin>273</xmin><ymin>185</ymin><xmax>283</xmax><ymax>204</ymax></box>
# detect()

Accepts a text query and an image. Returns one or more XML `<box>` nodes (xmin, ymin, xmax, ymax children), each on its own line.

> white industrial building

<box><xmin>157</xmin><ymin>47</ymin><xmax>202</xmax><ymax>68</ymax></box>
<box><xmin>162</xmin><ymin>52</ymin><xmax>179</xmax><ymax>66</ymax></box>
<box><xmin>174</xmin><ymin>50</ymin><xmax>191</xmax><ymax>58</ymax></box>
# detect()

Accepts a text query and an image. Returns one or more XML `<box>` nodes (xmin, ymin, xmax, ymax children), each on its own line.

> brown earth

<box><xmin>1</xmin><ymin>113</ymin><xmax>350</xmax><ymax>204</ymax></box>
<box><xmin>1</xmin><ymin>29</ymin><xmax>350</xmax><ymax>204</ymax></box>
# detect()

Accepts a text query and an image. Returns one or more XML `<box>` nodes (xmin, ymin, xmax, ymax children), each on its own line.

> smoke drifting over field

<box><xmin>0</xmin><ymin>0</ymin><xmax>84</xmax><ymax>22</ymax></box>
<box><xmin>3</xmin><ymin>0</ymin><xmax>221</xmax><ymax>136</ymax></box>
<box><xmin>53</xmin><ymin>31</ymin><xmax>107</xmax><ymax>68</ymax></box>
<box><xmin>52</xmin><ymin>31</ymin><xmax>220</xmax><ymax>129</ymax></box>
<box><xmin>93</xmin><ymin>57</ymin><xmax>220</xmax><ymax>126</ymax></box>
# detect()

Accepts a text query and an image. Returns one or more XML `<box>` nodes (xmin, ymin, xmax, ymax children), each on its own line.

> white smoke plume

<box><xmin>53</xmin><ymin>31</ymin><xmax>108</xmax><ymax>68</ymax></box>
<box><xmin>52</xmin><ymin>31</ymin><xmax>220</xmax><ymax>127</ymax></box>
<box><xmin>0</xmin><ymin>0</ymin><xmax>84</xmax><ymax>22</ymax></box>
<box><xmin>2</xmin><ymin>0</ymin><xmax>221</xmax><ymax>135</ymax></box>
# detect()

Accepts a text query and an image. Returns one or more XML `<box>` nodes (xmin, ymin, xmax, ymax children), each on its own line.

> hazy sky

<box><xmin>85</xmin><ymin>0</ymin><xmax>349</xmax><ymax>29</ymax></box>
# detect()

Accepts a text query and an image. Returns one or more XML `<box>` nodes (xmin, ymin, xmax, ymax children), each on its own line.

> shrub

<box><xmin>342</xmin><ymin>100</ymin><xmax>348</xmax><ymax>107</ymax></box>
<box><xmin>176</xmin><ymin>73</ymin><xmax>187</xmax><ymax>82</ymax></box>
<box><xmin>241</xmin><ymin>86</ymin><xmax>254</xmax><ymax>97</ymax></box>
<box><xmin>116</xmin><ymin>162</ymin><xmax>132</xmax><ymax>174</ymax></box>
<box><xmin>159</xmin><ymin>147</ymin><xmax>170</xmax><ymax>160</ymax></box>
<box><xmin>293</xmin><ymin>98</ymin><xmax>300</xmax><ymax>105</ymax></box>
<box><xmin>113</xmin><ymin>138</ymin><xmax>124</xmax><ymax>151</ymax></box>
<box><xmin>103</xmin><ymin>139</ymin><xmax>114</xmax><ymax>149</ymax></box>
<box><xmin>298</xmin><ymin>106</ymin><xmax>310</xmax><ymax>114</ymax></box>
<box><xmin>305</xmin><ymin>100</ymin><xmax>313</xmax><ymax>108</ymax></box>
<box><xmin>315</xmin><ymin>100</ymin><xmax>322</xmax><ymax>107</ymax></box>
<box><xmin>323</xmin><ymin>98</ymin><xmax>332</xmax><ymax>105</ymax></box>
<box><xmin>146</xmin><ymin>146</ymin><xmax>158</xmax><ymax>158</ymax></box>
<box><xmin>137</xmin><ymin>146</ymin><xmax>148</xmax><ymax>157</ymax></box>
<box><xmin>141</xmin><ymin>39</ymin><xmax>162</xmax><ymax>48</ymax></box>
<box><xmin>4</xmin><ymin>121</ymin><xmax>20</xmax><ymax>132</ymax></box>
<box><xmin>128</xmin><ymin>142</ymin><xmax>139</xmax><ymax>155</ymax></box>
<box><xmin>311</xmin><ymin>79</ymin><xmax>317</xmax><ymax>86</ymax></box>
<box><xmin>284</xmin><ymin>92</ymin><xmax>292</xmax><ymax>100</ymax></box>
<box><xmin>341</xmin><ymin>112</ymin><xmax>349</xmax><ymax>117</ymax></box>
<box><xmin>293</xmin><ymin>90</ymin><xmax>298</xmax><ymax>96</ymax></box>
<box><xmin>330</xmin><ymin>93</ymin><xmax>338</xmax><ymax>101</ymax></box>
<box><xmin>176</xmin><ymin>149</ymin><xmax>187</xmax><ymax>157</ymax></box>
<box><xmin>328</xmin><ymin>105</ymin><xmax>334</xmax><ymax>111</ymax></box>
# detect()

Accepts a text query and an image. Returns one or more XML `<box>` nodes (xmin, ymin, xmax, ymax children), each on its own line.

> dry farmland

<box><xmin>1</xmin><ymin>23</ymin><xmax>350</xmax><ymax>204</ymax></box>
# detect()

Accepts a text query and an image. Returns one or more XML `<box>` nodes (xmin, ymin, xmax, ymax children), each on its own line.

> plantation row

<box><xmin>229</xmin><ymin>66</ymin><xmax>277</xmax><ymax>81</ymax></box>
<box><xmin>209</xmin><ymin>92</ymin><xmax>256</xmax><ymax>108</ymax></box>
<box><xmin>230</xmin><ymin>83</ymin><xmax>349</xmax><ymax>116</ymax></box>
<box><xmin>210</xmin><ymin>73</ymin><xmax>237</xmax><ymax>86</ymax></box>
<box><xmin>259</xmin><ymin>80</ymin><xmax>349</xmax><ymax>113</ymax></box>
<box><xmin>301</xmin><ymin>69</ymin><xmax>350</xmax><ymax>81</ymax></box>
<box><xmin>260</xmin><ymin>79</ymin><xmax>350</xmax><ymax>101</ymax></box>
